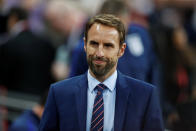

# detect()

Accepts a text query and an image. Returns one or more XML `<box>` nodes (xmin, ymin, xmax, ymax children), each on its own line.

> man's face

<box><xmin>84</xmin><ymin>23</ymin><xmax>126</xmax><ymax>79</ymax></box>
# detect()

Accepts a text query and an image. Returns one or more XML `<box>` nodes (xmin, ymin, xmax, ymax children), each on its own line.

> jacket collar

<box><xmin>114</xmin><ymin>71</ymin><xmax>130</xmax><ymax>131</ymax></box>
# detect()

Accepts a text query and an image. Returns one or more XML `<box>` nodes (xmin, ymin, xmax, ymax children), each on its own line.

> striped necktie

<box><xmin>90</xmin><ymin>83</ymin><xmax>107</xmax><ymax>131</ymax></box>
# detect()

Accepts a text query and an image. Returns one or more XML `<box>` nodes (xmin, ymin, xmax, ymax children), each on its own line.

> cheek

<box><xmin>86</xmin><ymin>50</ymin><xmax>96</xmax><ymax>61</ymax></box>
<box><xmin>106</xmin><ymin>49</ymin><xmax>120</xmax><ymax>57</ymax></box>
<box><xmin>86</xmin><ymin>46</ymin><xmax>96</xmax><ymax>54</ymax></box>
<box><xmin>106</xmin><ymin>52</ymin><xmax>119</xmax><ymax>62</ymax></box>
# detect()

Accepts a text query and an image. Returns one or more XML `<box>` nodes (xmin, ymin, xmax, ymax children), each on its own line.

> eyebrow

<box><xmin>89</xmin><ymin>40</ymin><xmax>115</xmax><ymax>48</ymax></box>
<box><xmin>104</xmin><ymin>43</ymin><xmax>114</xmax><ymax>47</ymax></box>
<box><xmin>89</xmin><ymin>40</ymin><xmax>98</xmax><ymax>44</ymax></box>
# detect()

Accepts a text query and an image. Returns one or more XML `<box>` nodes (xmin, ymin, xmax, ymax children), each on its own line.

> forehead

<box><xmin>88</xmin><ymin>23</ymin><xmax>120</xmax><ymax>42</ymax></box>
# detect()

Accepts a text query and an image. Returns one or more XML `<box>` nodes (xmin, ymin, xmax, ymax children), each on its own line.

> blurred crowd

<box><xmin>0</xmin><ymin>0</ymin><xmax>196</xmax><ymax>130</ymax></box>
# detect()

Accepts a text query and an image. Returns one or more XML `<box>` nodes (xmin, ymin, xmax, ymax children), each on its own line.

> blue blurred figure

<box><xmin>9</xmin><ymin>92</ymin><xmax>47</xmax><ymax>131</ymax></box>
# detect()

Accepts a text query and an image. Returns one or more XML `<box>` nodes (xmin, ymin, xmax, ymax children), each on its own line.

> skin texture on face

<box><xmin>84</xmin><ymin>23</ymin><xmax>126</xmax><ymax>82</ymax></box>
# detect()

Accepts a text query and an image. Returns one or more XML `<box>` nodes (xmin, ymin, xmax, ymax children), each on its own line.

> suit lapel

<box><xmin>74</xmin><ymin>72</ymin><xmax>131</xmax><ymax>131</ymax></box>
<box><xmin>114</xmin><ymin>72</ymin><xmax>130</xmax><ymax>131</ymax></box>
<box><xmin>75</xmin><ymin>73</ymin><xmax>88</xmax><ymax>131</ymax></box>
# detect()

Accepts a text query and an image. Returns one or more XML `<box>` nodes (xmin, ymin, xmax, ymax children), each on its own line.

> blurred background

<box><xmin>0</xmin><ymin>0</ymin><xmax>196</xmax><ymax>130</ymax></box>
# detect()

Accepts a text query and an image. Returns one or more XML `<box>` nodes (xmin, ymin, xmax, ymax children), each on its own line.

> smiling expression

<box><xmin>84</xmin><ymin>23</ymin><xmax>126</xmax><ymax>81</ymax></box>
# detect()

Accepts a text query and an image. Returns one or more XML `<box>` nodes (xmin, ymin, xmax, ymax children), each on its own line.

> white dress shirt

<box><xmin>86</xmin><ymin>70</ymin><xmax>117</xmax><ymax>131</ymax></box>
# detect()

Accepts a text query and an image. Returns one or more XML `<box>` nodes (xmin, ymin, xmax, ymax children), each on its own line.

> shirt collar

<box><xmin>87</xmin><ymin>70</ymin><xmax>117</xmax><ymax>93</ymax></box>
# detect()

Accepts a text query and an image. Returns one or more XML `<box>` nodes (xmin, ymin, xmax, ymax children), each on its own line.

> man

<box><xmin>69</xmin><ymin>0</ymin><xmax>159</xmax><ymax>88</ymax></box>
<box><xmin>0</xmin><ymin>7</ymin><xmax>55</xmax><ymax>96</ymax></box>
<box><xmin>40</xmin><ymin>14</ymin><xmax>163</xmax><ymax>131</ymax></box>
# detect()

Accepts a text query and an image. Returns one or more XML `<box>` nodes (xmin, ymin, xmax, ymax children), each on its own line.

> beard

<box><xmin>87</xmin><ymin>55</ymin><xmax>117</xmax><ymax>78</ymax></box>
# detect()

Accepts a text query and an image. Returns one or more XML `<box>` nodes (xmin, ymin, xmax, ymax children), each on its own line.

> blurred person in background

<box><xmin>44</xmin><ymin>0</ymin><xmax>88</xmax><ymax>81</ymax></box>
<box><xmin>0</xmin><ymin>7</ymin><xmax>55</xmax><ymax>96</ymax></box>
<box><xmin>118</xmin><ymin>0</ymin><xmax>159</xmax><ymax>87</ymax></box>
<box><xmin>163</xmin><ymin>26</ymin><xmax>196</xmax><ymax>131</ymax></box>
<box><xmin>1</xmin><ymin>0</ymin><xmax>47</xmax><ymax>35</ymax></box>
<box><xmin>126</xmin><ymin>0</ymin><xmax>155</xmax><ymax>28</ymax></box>
<box><xmin>20</xmin><ymin>0</ymin><xmax>47</xmax><ymax>35</ymax></box>
<box><xmin>9</xmin><ymin>91</ymin><xmax>48</xmax><ymax>131</ymax></box>
<box><xmin>168</xmin><ymin>26</ymin><xmax>196</xmax><ymax>131</ymax></box>
<box><xmin>150</xmin><ymin>6</ymin><xmax>196</xmax><ymax>130</ymax></box>
<box><xmin>69</xmin><ymin>0</ymin><xmax>160</xmax><ymax>89</ymax></box>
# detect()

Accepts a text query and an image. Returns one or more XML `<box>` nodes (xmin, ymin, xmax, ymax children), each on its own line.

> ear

<box><xmin>83</xmin><ymin>37</ymin><xmax>87</xmax><ymax>52</ymax></box>
<box><xmin>118</xmin><ymin>43</ymin><xmax>126</xmax><ymax>58</ymax></box>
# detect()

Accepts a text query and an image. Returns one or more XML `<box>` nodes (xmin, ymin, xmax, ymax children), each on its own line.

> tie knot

<box><xmin>95</xmin><ymin>83</ymin><xmax>106</xmax><ymax>94</ymax></box>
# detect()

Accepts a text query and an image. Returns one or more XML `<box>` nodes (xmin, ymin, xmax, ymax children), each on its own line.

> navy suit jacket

<box><xmin>39</xmin><ymin>72</ymin><xmax>163</xmax><ymax>131</ymax></box>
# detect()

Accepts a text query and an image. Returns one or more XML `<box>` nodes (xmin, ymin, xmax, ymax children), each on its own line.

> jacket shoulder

<box><xmin>122</xmin><ymin>73</ymin><xmax>154</xmax><ymax>87</ymax></box>
<box><xmin>50</xmin><ymin>74</ymin><xmax>86</xmax><ymax>93</ymax></box>
<box><xmin>120</xmin><ymin>73</ymin><xmax>155</xmax><ymax>94</ymax></box>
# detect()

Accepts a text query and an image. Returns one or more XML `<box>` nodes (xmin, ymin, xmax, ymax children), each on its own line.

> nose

<box><xmin>96</xmin><ymin>45</ymin><xmax>104</xmax><ymax>57</ymax></box>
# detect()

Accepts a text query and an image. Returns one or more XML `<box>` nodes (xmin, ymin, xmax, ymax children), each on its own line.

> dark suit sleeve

<box><xmin>143</xmin><ymin>86</ymin><xmax>164</xmax><ymax>131</ymax></box>
<box><xmin>39</xmin><ymin>85</ymin><xmax>59</xmax><ymax>131</ymax></box>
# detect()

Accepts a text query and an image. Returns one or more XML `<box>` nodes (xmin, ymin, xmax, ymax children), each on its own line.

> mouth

<box><xmin>93</xmin><ymin>60</ymin><xmax>106</xmax><ymax>65</ymax></box>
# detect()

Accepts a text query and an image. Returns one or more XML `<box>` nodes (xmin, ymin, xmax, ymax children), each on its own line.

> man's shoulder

<box><xmin>119</xmin><ymin>72</ymin><xmax>155</xmax><ymax>91</ymax></box>
<box><xmin>50</xmin><ymin>74</ymin><xmax>86</xmax><ymax>91</ymax></box>
<box><xmin>119</xmin><ymin>72</ymin><xmax>157</xmax><ymax>104</ymax></box>
<box><xmin>120</xmin><ymin>71</ymin><xmax>154</xmax><ymax>86</ymax></box>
